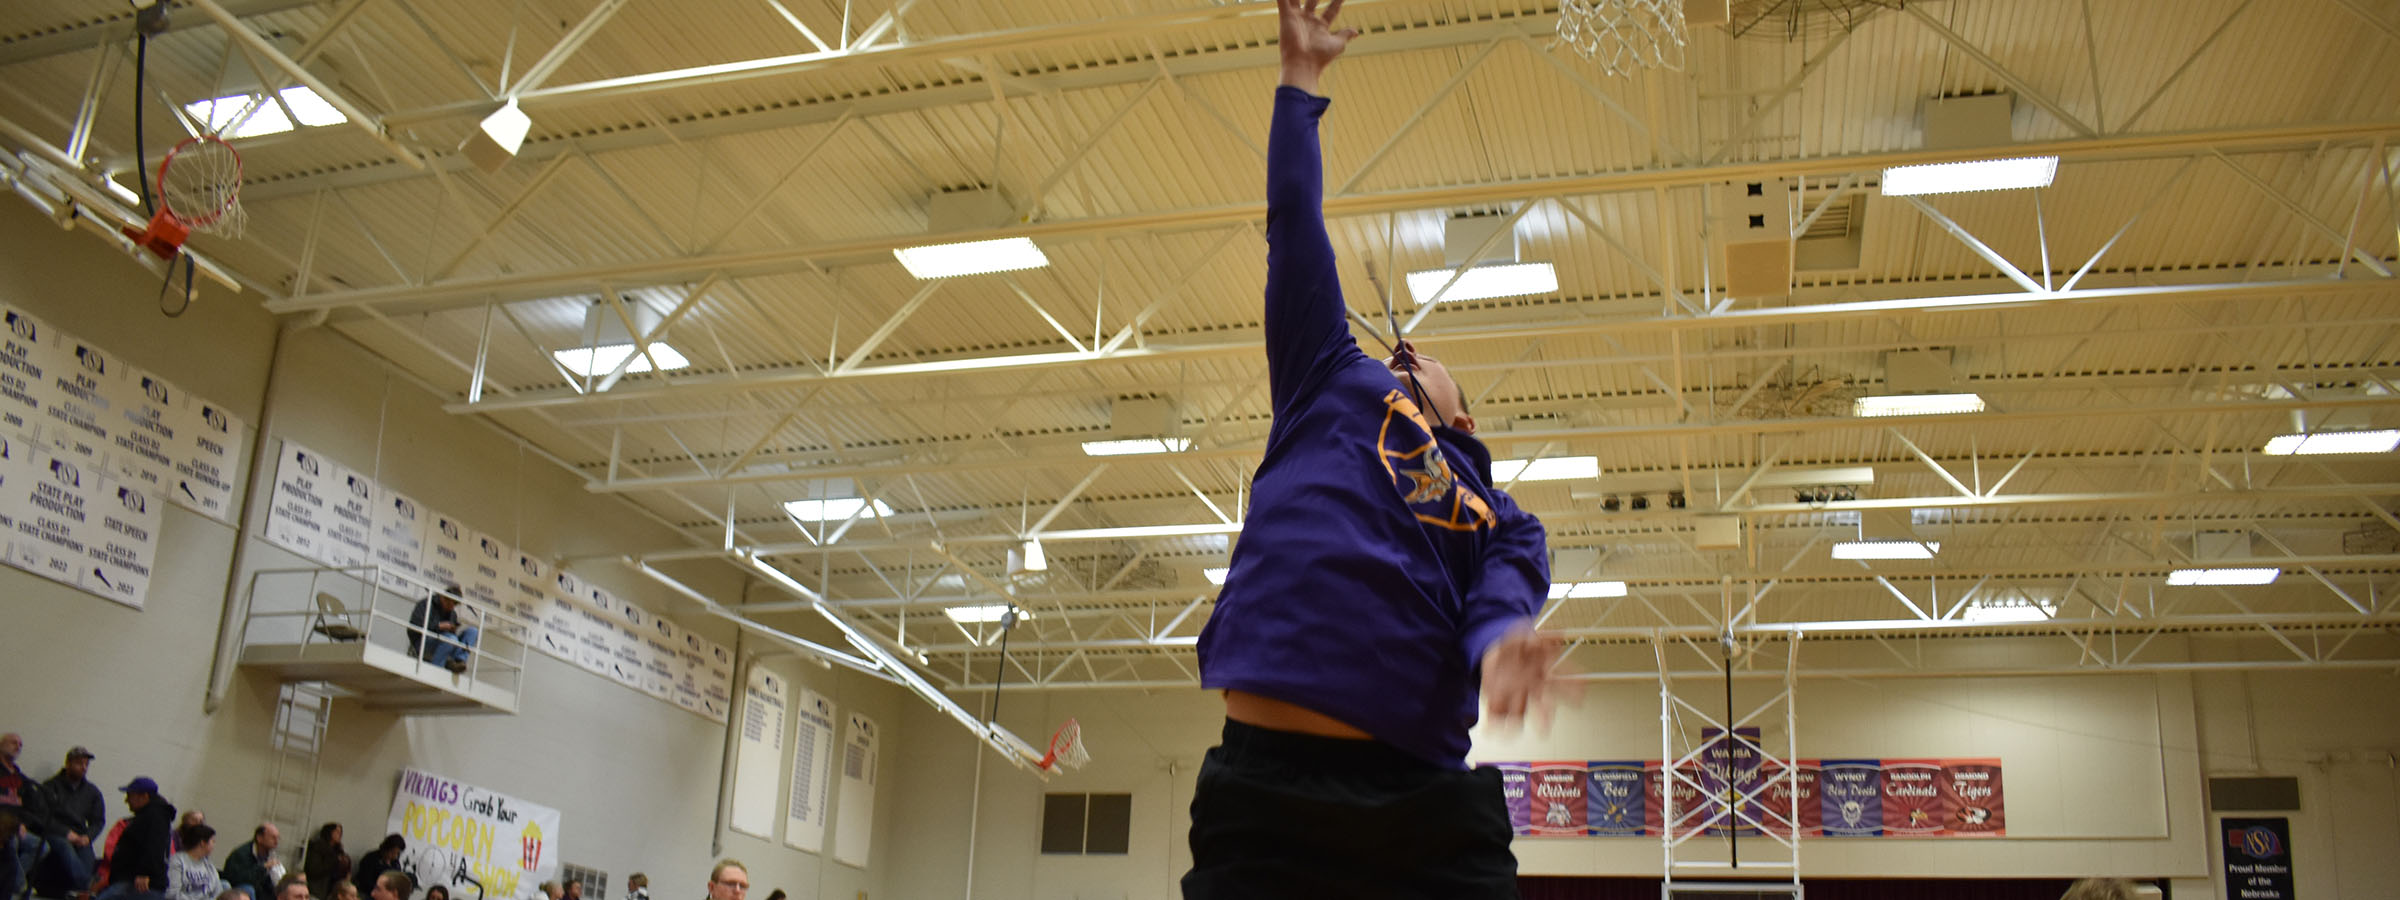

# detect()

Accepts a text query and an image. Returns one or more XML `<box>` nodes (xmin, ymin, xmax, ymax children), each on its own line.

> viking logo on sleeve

<box><xmin>1376</xmin><ymin>388</ymin><xmax>1492</xmax><ymax>532</ymax></box>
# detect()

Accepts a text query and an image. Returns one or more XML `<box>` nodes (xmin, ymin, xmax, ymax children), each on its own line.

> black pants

<box><xmin>1183</xmin><ymin>720</ymin><xmax>1520</xmax><ymax>900</ymax></box>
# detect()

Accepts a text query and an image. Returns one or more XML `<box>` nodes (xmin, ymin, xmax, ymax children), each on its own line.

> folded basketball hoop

<box><xmin>1037</xmin><ymin>718</ymin><xmax>1091</xmax><ymax>773</ymax></box>
<box><xmin>124</xmin><ymin>134</ymin><xmax>245</xmax><ymax>259</ymax></box>
<box><xmin>1558</xmin><ymin>0</ymin><xmax>1690</xmax><ymax>76</ymax></box>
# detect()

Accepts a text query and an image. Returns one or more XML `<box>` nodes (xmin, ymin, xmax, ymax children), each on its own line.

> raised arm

<box><xmin>1262</xmin><ymin>0</ymin><xmax>1362</xmax><ymax>414</ymax></box>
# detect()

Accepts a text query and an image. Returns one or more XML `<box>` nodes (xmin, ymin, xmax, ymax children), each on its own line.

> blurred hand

<box><xmin>1480</xmin><ymin>624</ymin><xmax>1582</xmax><ymax>735</ymax></box>
<box><xmin>1277</xmin><ymin>0</ymin><xmax>1359</xmax><ymax>94</ymax></box>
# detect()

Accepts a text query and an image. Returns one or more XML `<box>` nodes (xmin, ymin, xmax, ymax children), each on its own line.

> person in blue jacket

<box><xmin>1182</xmin><ymin>3</ymin><xmax>1574</xmax><ymax>898</ymax></box>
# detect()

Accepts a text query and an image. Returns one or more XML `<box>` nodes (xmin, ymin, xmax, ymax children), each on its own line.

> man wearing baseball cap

<box><xmin>101</xmin><ymin>777</ymin><xmax>176</xmax><ymax>900</ymax></box>
<box><xmin>44</xmin><ymin>747</ymin><xmax>105</xmax><ymax>894</ymax></box>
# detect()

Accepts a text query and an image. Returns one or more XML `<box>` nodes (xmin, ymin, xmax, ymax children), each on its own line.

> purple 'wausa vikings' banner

<box><xmin>1698</xmin><ymin>727</ymin><xmax>1765</xmax><ymax>836</ymax></box>
<box><xmin>1817</xmin><ymin>759</ymin><xmax>1885</xmax><ymax>837</ymax></box>
<box><xmin>1494</xmin><ymin>763</ymin><xmax>1532</xmax><ymax>835</ymax></box>
<box><xmin>1586</xmin><ymin>762</ymin><xmax>1647</xmax><ymax>836</ymax></box>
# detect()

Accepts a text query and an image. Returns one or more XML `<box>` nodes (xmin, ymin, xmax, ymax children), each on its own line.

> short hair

<box><xmin>377</xmin><ymin>834</ymin><xmax>407</xmax><ymax>854</ymax></box>
<box><xmin>276</xmin><ymin>875</ymin><xmax>310</xmax><ymax>900</ymax></box>
<box><xmin>255</xmin><ymin>824</ymin><xmax>274</xmax><ymax>839</ymax></box>
<box><xmin>537</xmin><ymin>883</ymin><xmax>559</xmax><ymax>896</ymax></box>
<box><xmin>217</xmin><ymin>891</ymin><xmax>249</xmax><ymax>900</ymax></box>
<box><xmin>315</xmin><ymin>822</ymin><xmax>342</xmax><ymax>844</ymax></box>
<box><xmin>377</xmin><ymin>870</ymin><xmax>415</xmax><ymax>900</ymax></box>
<box><xmin>628</xmin><ymin>875</ymin><xmax>647</xmax><ymax>889</ymax></box>
<box><xmin>708</xmin><ymin>860</ymin><xmax>747</xmax><ymax>883</ymax></box>
<box><xmin>2060</xmin><ymin>880</ymin><xmax>2138</xmax><ymax>900</ymax></box>
<box><xmin>179</xmin><ymin>823</ymin><xmax>216</xmax><ymax>848</ymax></box>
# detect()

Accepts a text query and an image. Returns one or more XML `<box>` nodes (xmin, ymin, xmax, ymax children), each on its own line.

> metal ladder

<box><xmin>260</xmin><ymin>682</ymin><xmax>336</xmax><ymax>843</ymax></box>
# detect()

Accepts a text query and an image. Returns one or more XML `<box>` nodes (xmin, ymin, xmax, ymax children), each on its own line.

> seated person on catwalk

<box><xmin>407</xmin><ymin>586</ymin><xmax>478</xmax><ymax>674</ymax></box>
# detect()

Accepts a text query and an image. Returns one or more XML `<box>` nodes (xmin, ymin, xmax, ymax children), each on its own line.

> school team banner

<box><xmin>0</xmin><ymin>303</ymin><xmax>246</xmax><ymax>609</ymax></box>
<box><xmin>263</xmin><ymin>438</ymin><xmax>733</xmax><ymax>722</ymax></box>
<box><xmin>387</xmin><ymin>768</ymin><xmax>561</xmax><ymax>900</ymax></box>
<box><xmin>1489</xmin><ymin>754</ymin><xmax>2005</xmax><ymax>838</ymax></box>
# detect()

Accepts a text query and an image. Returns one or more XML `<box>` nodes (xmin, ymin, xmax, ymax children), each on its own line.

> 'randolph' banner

<box><xmin>1482</xmin><ymin>755</ymin><xmax>2005</xmax><ymax>838</ymax></box>
<box><xmin>387</xmin><ymin>768</ymin><xmax>562</xmax><ymax>900</ymax></box>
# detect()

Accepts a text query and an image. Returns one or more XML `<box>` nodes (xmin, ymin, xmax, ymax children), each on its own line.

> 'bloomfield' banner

<box><xmin>1486</xmin><ymin>756</ymin><xmax>2004</xmax><ymax>838</ymax></box>
<box><xmin>387</xmin><ymin>769</ymin><xmax>562</xmax><ymax>900</ymax></box>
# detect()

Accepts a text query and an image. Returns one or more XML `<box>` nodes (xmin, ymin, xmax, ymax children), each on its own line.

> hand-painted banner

<box><xmin>1483</xmin><ymin>756</ymin><xmax>2005</xmax><ymax>838</ymax></box>
<box><xmin>260</xmin><ymin>440</ymin><xmax>732</xmax><ymax>722</ymax></box>
<box><xmin>386</xmin><ymin>768</ymin><xmax>561</xmax><ymax>900</ymax></box>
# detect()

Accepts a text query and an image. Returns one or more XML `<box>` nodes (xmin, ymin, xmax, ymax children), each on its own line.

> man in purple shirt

<box><xmin>1182</xmin><ymin>3</ymin><xmax>1574</xmax><ymax>898</ymax></box>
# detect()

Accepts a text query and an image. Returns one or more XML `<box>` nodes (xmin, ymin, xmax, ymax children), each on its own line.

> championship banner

<box><xmin>729</xmin><ymin>667</ymin><xmax>787</xmax><ymax>840</ymax></box>
<box><xmin>832</xmin><ymin>713</ymin><xmax>879</xmax><ymax>867</ymax></box>
<box><xmin>387</xmin><ymin>769</ymin><xmax>560</xmax><ymax>900</ymax></box>
<box><xmin>263</xmin><ymin>441</ymin><xmax>336</xmax><ymax>563</ymax></box>
<box><xmin>1488</xmin><ymin>756</ymin><xmax>2004</xmax><ymax>838</ymax></box>
<box><xmin>783</xmin><ymin>689</ymin><xmax>837</xmax><ymax>853</ymax></box>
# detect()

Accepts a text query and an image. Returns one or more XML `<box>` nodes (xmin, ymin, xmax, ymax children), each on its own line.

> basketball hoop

<box><xmin>124</xmin><ymin>134</ymin><xmax>245</xmax><ymax>259</ymax></box>
<box><xmin>1558</xmin><ymin>0</ymin><xmax>1690</xmax><ymax>76</ymax></box>
<box><xmin>1037</xmin><ymin>718</ymin><xmax>1090</xmax><ymax>773</ymax></box>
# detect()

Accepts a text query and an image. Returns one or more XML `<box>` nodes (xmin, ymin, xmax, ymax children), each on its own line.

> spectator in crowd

<box><xmin>170</xmin><ymin>811</ymin><xmax>205</xmax><ymax>855</ymax></box>
<box><xmin>760</xmin><ymin>890</ymin><xmax>783</xmax><ymax>900</ymax></box>
<box><xmin>561</xmin><ymin>881</ymin><xmax>582</xmax><ymax>900</ymax></box>
<box><xmin>101</xmin><ymin>777</ymin><xmax>176</xmax><ymax>900</ymax></box>
<box><xmin>408</xmin><ymin>587</ymin><xmax>479</xmax><ymax>674</ymax></box>
<box><xmin>624</xmin><ymin>873</ymin><xmax>648</xmax><ymax>900</ymax></box>
<box><xmin>536</xmin><ymin>883</ymin><xmax>560</xmax><ymax>900</ymax></box>
<box><xmin>42</xmin><ymin>746</ymin><xmax>105</xmax><ymax>893</ymax></box>
<box><xmin>165</xmin><ymin>824</ymin><xmax>227</xmax><ymax>900</ymax></box>
<box><xmin>349</xmin><ymin>836</ymin><xmax>403</xmax><ymax>899</ymax></box>
<box><xmin>2062</xmin><ymin>879</ymin><xmax>2138</xmax><ymax>900</ymax></box>
<box><xmin>221</xmin><ymin>823</ymin><xmax>281</xmax><ymax>899</ymax></box>
<box><xmin>703</xmin><ymin>861</ymin><xmax>746</xmax><ymax>900</ymax></box>
<box><xmin>331</xmin><ymin>881</ymin><xmax>359</xmax><ymax>900</ymax></box>
<box><xmin>423</xmin><ymin>886</ymin><xmax>448</xmax><ymax>900</ymax></box>
<box><xmin>275</xmin><ymin>873</ymin><xmax>310</xmax><ymax>900</ymax></box>
<box><xmin>302</xmin><ymin>824</ymin><xmax>349</xmax><ymax>900</ymax></box>
<box><xmin>3</xmin><ymin>732</ymin><xmax>53</xmax><ymax>900</ymax></box>
<box><xmin>369</xmin><ymin>871</ymin><xmax>412</xmax><ymax>900</ymax></box>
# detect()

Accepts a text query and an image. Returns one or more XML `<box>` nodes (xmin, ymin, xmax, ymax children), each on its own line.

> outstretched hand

<box><xmin>1480</xmin><ymin>624</ymin><xmax>1582</xmax><ymax>735</ymax></box>
<box><xmin>1278</xmin><ymin>0</ymin><xmax>1360</xmax><ymax>95</ymax></box>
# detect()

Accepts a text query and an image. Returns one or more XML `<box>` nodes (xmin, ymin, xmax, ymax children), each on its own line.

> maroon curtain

<box><xmin>1520</xmin><ymin>877</ymin><xmax>2079</xmax><ymax>900</ymax></box>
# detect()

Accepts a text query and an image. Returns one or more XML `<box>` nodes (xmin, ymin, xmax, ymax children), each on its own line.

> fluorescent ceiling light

<box><xmin>1203</xmin><ymin>567</ymin><xmax>1230</xmax><ymax>585</ymax></box>
<box><xmin>783</xmin><ymin>497</ymin><xmax>893</xmax><ymax>522</ymax></box>
<box><xmin>1547</xmin><ymin>581</ymin><xmax>1628</xmax><ymax>600</ymax></box>
<box><xmin>2262</xmin><ymin>429</ymin><xmax>2400</xmax><ymax>456</ymax></box>
<box><xmin>894</xmin><ymin>237</ymin><xmax>1048</xmax><ymax>278</ymax></box>
<box><xmin>276</xmin><ymin>87</ymin><xmax>348</xmax><ymax>127</ymax></box>
<box><xmin>552</xmin><ymin>343</ymin><xmax>691</xmax><ymax>377</ymax></box>
<box><xmin>1881</xmin><ymin>157</ymin><xmax>2059</xmax><ymax>196</ymax></box>
<box><xmin>1853</xmin><ymin>393</ymin><xmax>1986</xmax><ymax>418</ymax></box>
<box><xmin>185</xmin><ymin>95</ymin><xmax>291</xmax><ymax>139</ymax></box>
<box><xmin>1830</xmin><ymin>540</ymin><xmax>1940</xmax><ymax>560</ymax></box>
<box><xmin>2166</xmin><ymin>567</ymin><xmax>2280</xmax><ymax>586</ymax></box>
<box><xmin>1406</xmin><ymin>262</ymin><xmax>1558</xmax><ymax>304</ymax></box>
<box><xmin>1491</xmin><ymin>456</ymin><xmax>1601</xmax><ymax>482</ymax></box>
<box><xmin>1080</xmin><ymin>437</ymin><xmax>1190</xmax><ymax>456</ymax></box>
<box><xmin>943</xmin><ymin>604</ymin><xmax>1032</xmax><ymax>624</ymax></box>
<box><xmin>1960</xmin><ymin>599</ymin><xmax>2055</xmax><ymax>623</ymax></box>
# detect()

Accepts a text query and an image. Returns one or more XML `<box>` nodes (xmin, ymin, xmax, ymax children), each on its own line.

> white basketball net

<box><xmin>1558</xmin><ymin>0</ymin><xmax>1690</xmax><ymax>76</ymax></box>
<box><xmin>1040</xmin><ymin>718</ymin><xmax>1090</xmax><ymax>773</ymax></box>
<box><xmin>160</xmin><ymin>136</ymin><xmax>247</xmax><ymax>237</ymax></box>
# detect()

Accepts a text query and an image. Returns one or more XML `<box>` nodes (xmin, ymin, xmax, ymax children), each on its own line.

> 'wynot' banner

<box><xmin>1485</xmin><ymin>755</ymin><xmax>2005</xmax><ymax>838</ymax></box>
<box><xmin>387</xmin><ymin>768</ymin><xmax>561</xmax><ymax>900</ymax></box>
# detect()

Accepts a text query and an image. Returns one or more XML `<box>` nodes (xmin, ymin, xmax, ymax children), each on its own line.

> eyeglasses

<box><xmin>711</xmin><ymin>882</ymin><xmax>748</xmax><ymax>893</ymax></box>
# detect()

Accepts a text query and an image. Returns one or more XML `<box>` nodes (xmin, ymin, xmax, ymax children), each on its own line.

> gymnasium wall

<box><xmin>887</xmin><ymin>635</ymin><xmax>2399</xmax><ymax>898</ymax></box>
<box><xmin>0</xmin><ymin>200</ymin><xmax>906</xmax><ymax>900</ymax></box>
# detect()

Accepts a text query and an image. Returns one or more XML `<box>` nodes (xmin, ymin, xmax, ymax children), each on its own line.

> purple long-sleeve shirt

<box><xmin>1195</xmin><ymin>86</ymin><xmax>1550</xmax><ymax>770</ymax></box>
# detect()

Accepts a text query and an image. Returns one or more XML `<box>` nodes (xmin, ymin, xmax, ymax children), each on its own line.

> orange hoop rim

<box><xmin>156</xmin><ymin>134</ymin><xmax>242</xmax><ymax>228</ymax></box>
